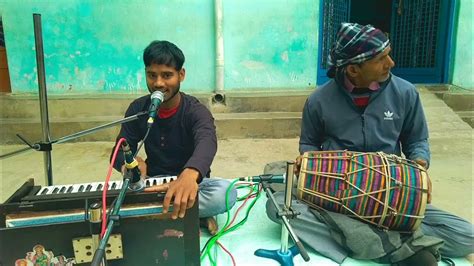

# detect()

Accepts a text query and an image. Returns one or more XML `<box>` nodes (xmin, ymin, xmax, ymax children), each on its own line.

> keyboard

<box><xmin>1</xmin><ymin>176</ymin><xmax>177</xmax><ymax>205</ymax></box>
<box><xmin>35</xmin><ymin>176</ymin><xmax>177</xmax><ymax>196</ymax></box>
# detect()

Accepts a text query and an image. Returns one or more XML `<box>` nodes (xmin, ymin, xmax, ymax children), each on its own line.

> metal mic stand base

<box><xmin>255</xmin><ymin>246</ymin><xmax>300</xmax><ymax>266</ymax></box>
<box><xmin>254</xmin><ymin>173</ymin><xmax>310</xmax><ymax>266</ymax></box>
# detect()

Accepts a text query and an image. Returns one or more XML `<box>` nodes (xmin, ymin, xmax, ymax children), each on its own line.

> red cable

<box><xmin>225</xmin><ymin>186</ymin><xmax>257</xmax><ymax>231</ymax></box>
<box><xmin>101</xmin><ymin>137</ymin><xmax>126</xmax><ymax>238</ymax></box>
<box><xmin>211</xmin><ymin>184</ymin><xmax>260</xmax><ymax>264</ymax></box>
<box><xmin>217</xmin><ymin>241</ymin><xmax>236</xmax><ymax>266</ymax></box>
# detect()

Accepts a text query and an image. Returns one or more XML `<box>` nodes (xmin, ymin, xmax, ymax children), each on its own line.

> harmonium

<box><xmin>0</xmin><ymin>177</ymin><xmax>200</xmax><ymax>265</ymax></box>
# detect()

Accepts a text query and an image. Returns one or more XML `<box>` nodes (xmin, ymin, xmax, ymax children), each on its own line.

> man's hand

<box><xmin>135</xmin><ymin>156</ymin><xmax>147</xmax><ymax>177</ymax></box>
<box><xmin>144</xmin><ymin>168</ymin><xmax>199</xmax><ymax>219</ymax></box>
<box><xmin>294</xmin><ymin>154</ymin><xmax>303</xmax><ymax>176</ymax></box>
<box><xmin>414</xmin><ymin>158</ymin><xmax>428</xmax><ymax>169</ymax></box>
<box><xmin>121</xmin><ymin>156</ymin><xmax>148</xmax><ymax>177</ymax></box>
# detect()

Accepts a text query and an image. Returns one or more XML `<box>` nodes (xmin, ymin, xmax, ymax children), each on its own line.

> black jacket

<box><xmin>112</xmin><ymin>92</ymin><xmax>217</xmax><ymax>180</ymax></box>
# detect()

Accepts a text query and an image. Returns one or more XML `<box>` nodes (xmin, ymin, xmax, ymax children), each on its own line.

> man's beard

<box><xmin>379</xmin><ymin>72</ymin><xmax>391</xmax><ymax>82</ymax></box>
<box><xmin>147</xmin><ymin>84</ymin><xmax>180</xmax><ymax>103</ymax></box>
<box><xmin>163</xmin><ymin>84</ymin><xmax>180</xmax><ymax>103</ymax></box>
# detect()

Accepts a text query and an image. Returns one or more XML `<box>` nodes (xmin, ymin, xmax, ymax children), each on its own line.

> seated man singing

<box><xmin>111</xmin><ymin>40</ymin><xmax>237</xmax><ymax>235</ymax></box>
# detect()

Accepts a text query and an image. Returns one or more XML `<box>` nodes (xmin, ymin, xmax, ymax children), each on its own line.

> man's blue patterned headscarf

<box><xmin>327</xmin><ymin>23</ymin><xmax>390</xmax><ymax>78</ymax></box>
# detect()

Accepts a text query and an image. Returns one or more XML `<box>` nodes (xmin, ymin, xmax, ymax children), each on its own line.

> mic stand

<box><xmin>255</xmin><ymin>161</ymin><xmax>310</xmax><ymax>266</ymax></box>
<box><xmin>89</xmin><ymin>202</ymin><xmax>106</xmax><ymax>266</ymax></box>
<box><xmin>91</xmin><ymin>174</ymin><xmax>133</xmax><ymax>266</ymax></box>
<box><xmin>0</xmin><ymin>13</ymin><xmax>148</xmax><ymax>186</ymax></box>
<box><xmin>0</xmin><ymin>111</ymin><xmax>147</xmax><ymax>182</ymax></box>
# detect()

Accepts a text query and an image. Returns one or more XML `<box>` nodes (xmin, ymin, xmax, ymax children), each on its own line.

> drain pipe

<box><xmin>213</xmin><ymin>0</ymin><xmax>225</xmax><ymax>104</ymax></box>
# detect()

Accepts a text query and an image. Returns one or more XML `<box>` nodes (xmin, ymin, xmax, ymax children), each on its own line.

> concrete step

<box><xmin>0</xmin><ymin>94</ymin><xmax>209</xmax><ymax>119</ymax></box>
<box><xmin>0</xmin><ymin>91</ymin><xmax>311</xmax><ymax>119</ymax></box>
<box><xmin>0</xmin><ymin>116</ymin><xmax>124</xmax><ymax>143</ymax></box>
<box><xmin>420</xmin><ymin>89</ymin><xmax>474</xmax><ymax>130</ymax></box>
<box><xmin>1</xmin><ymin>87</ymin><xmax>472</xmax><ymax>143</ymax></box>
<box><xmin>442</xmin><ymin>92</ymin><xmax>474</xmax><ymax>112</ymax></box>
<box><xmin>0</xmin><ymin>112</ymin><xmax>303</xmax><ymax>143</ymax></box>
<box><xmin>0</xmin><ymin>91</ymin><xmax>311</xmax><ymax>143</ymax></box>
<box><xmin>209</xmin><ymin>91</ymin><xmax>310</xmax><ymax>113</ymax></box>
<box><xmin>455</xmin><ymin>111</ymin><xmax>474</xmax><ymax>127</ymax></box>
<box><xmin>214</xmin><ymin>112</ymin><xmax>302</xmax><ymax>139</ymax></box>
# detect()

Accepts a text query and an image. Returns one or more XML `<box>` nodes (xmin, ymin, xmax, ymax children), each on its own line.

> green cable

<box><xmin>201</xmin><ymin>181</ymin><xmax>262</xmax><ymax>264</ymax></box>
<box><xmin>200</xmin><ymin>179</ymin><xmax>260</xmax><ymax>263</ymax></box>
<box><xmin>210</xmin><ymin>179</ymin><xmax>241</xmax><ymax>265</ymax></box>
<box><xmin>200</xmin><ymin>179</ymin><xmax>239</xmax><ymax>263</ymax></box>
<box><xmin>207</xmin><ymin>183</ymin><xmax>255</xmax><ymax>265</ymax></box>
<box><xmin>203</xmin><ymin>190</ymin><xmax>262</xmax><ymax>264</ymax></box>
<box><xmin>236</xmin><ymin>184</ymin><xmax>255</xmax><ymax>201</ymax></box>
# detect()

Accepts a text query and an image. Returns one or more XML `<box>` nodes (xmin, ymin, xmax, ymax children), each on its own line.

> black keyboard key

<box><xmin>66</xmin><ymin>186</ymin><xmax>73</xmax><ymax>193</ymax></box>
<box><xmin>40</xmin><ymin>188</ymin><xmax>49</xmax><ymax>195</ymax></box>
<box><xmin>78</xmin><ymin>185</ymin><xmax>84</xmax><ymax>192</ymax></box>
<box><xmin>52</xmin><ymin>187</ymin><xmax>59</xmax><ymax>194</ymax></box>
<box><xmin>59</xmin><ymin>186</ymin><xmax>66</xmax><ymax>193</ymax></box>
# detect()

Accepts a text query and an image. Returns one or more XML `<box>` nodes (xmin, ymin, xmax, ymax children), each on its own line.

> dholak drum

<box><xmin>297</xmin><ymin>150</ymin><xmax>429</xmax><ymax>232</ymax></box>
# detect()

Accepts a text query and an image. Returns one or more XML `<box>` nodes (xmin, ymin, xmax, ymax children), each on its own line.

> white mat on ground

<box><xmin>199</xmin><ymin>182</ymin><xmax>470</xmax><ymax>266</ymax></box>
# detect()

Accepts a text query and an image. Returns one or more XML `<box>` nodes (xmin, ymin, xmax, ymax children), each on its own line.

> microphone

<box><xmin>147</xmin><ymin>91</ymin><xmax>165</xmax><ymax>127</ymax></box>
<box><xmin>238</xmin><ymin>174</ymin><xmax>286</xmax><ymax>183</ymax></box>
<box><xmin>121</xmin><ymin>140</ymin><xmax>145</xmax><ymax>191</ymax></box>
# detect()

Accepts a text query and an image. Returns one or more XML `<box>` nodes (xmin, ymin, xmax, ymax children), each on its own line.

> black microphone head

<box><xmin>148</xmin><ymin>91</ymin><xmax>165</xmax><ymax>126</ymax></box>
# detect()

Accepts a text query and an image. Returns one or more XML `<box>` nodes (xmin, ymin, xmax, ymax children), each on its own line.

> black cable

<box><xmin>134</xmin><ymin>126</ymin><xmax>151</xmax><ymax>158</ymax></box>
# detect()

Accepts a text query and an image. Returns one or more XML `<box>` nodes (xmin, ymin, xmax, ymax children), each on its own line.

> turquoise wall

<box><xmin>0</xmin><ymin>0</ymin><xmax>319</xmax><ymax>94</ymax></box>
<box><xmin>0</xmin><ymin>0</ymin><xmax>215</xmax><ymax>94</ymax></box>
<box><xmin>451</xmin><ymin>0</ymin><xmax>473</xmax><ymax>90</ymax></box>
<box><xmin>224</xmin><ymin>0</ymin><xmax>318</xmax><ymax>90</ymax></box>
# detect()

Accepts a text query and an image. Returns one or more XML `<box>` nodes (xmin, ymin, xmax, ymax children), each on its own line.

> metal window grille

<box><xmin>391</xmin><ymin>0</ymin><xmax>440</xmax><ymax>68</ymax></box>
<box><xmin>321</xmin><ymin>0</ymin><xmax>350</xmax><ymax>69</ymax></box>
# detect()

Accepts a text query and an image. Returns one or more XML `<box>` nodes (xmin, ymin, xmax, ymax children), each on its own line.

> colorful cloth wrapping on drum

<box><xmin>313</xmin><ymin>208</ymin><xmax>444</xmax><ymax>263</ymax></box>
<box><xmin>299</xmin><ymin>151</ymin><xmax>428</xmax><ymax>231</ymax></box>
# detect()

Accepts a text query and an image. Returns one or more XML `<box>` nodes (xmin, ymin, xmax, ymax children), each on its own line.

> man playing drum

<box><xmin>266</xmin><ymin>23</ymin><xmax>473</xmax><ymax>265</ymax></box>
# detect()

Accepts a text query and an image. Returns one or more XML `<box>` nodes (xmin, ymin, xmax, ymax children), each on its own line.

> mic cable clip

<box><xmin>277</xmin><ymin>207</ymin><xmax>300</xmax><ymax>219</ymax></box>
<box><xmin>16</xmin><ymin>133</ymin><xmax>52</xmax><ymax>151</ymax></box>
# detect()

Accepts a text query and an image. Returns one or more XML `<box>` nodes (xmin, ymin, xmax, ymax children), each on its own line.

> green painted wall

<box><xmin>451</xmin><ymin>0</ymin><xmax>473</xmax><ymax>90</ymax></box>
<box><xmin>0</xmin><ymin>0</ymin><xmax>319</xmax><ymax>94</ymax></box>
<box><xmin>224</xmin><ymin>0</ymin><xmax>318</xmax><ymax>90</ymax></box>
<box><xmin>0</xmin><ymin>0</ymin><xmax>215</xmax><ymax>94</ymax></box>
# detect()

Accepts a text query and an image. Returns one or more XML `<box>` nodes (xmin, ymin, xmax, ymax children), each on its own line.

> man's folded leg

<box><xmin>421</xmin><ymin>204</ymin><xmax>474</xmax><ymax>258</ymax></box>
